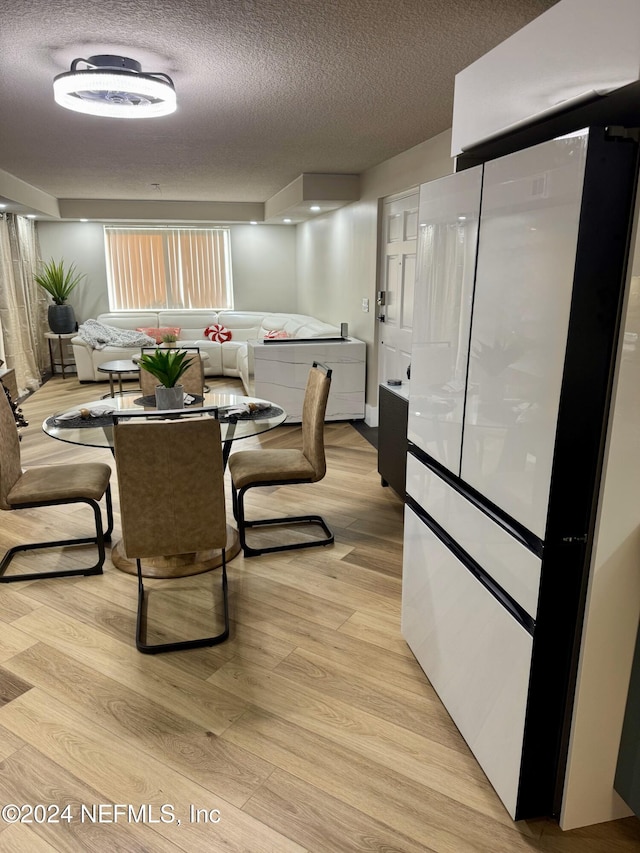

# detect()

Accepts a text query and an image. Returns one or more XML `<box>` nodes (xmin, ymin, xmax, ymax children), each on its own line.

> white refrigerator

<box><xmin>401</xmin><ymin>127</ymin><xmax>639</xmax><ymax>819</ymax></box>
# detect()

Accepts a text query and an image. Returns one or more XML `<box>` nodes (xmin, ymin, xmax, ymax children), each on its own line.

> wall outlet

<box><xmin>362</xmin><ymin>298</ymin><xmax>369</xmax><ymax>312</ymax></box>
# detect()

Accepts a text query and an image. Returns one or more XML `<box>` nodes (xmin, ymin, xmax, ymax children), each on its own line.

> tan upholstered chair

<box><xmin>0</xmin><ymin>387</ymin><xmax>113</xmax><ymax>583</ymax></box>
<box><xmin>228</xmin><ymin>362</ymin><xmax>334</xmax><ymax>557</ymax></box>
<box><xmin>139</xmin><ymin>346</ymin><xmax>205</xmax><ymax>399</ymax></box>
<box><xmin>113</xmin><ymin>412</ymin><xmax>229</xmax><ymax>653</ymax></box>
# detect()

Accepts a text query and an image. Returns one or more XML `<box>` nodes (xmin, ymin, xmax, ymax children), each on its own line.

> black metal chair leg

<box><xmin>231</xmin><ymin>482</ymin><xmax>239</xmax><ymax>523</ymax></box>
<box><xmin>0</xmin><ymin>496</ymin><xmax>108</xmax><ymax>583</ymax></box>
<box><xmin>236</xmin><ymin>484</ymin><xmax>334</xmax><ymax>557</ymax></box>
<box><xmin>135</xmin><ymin>553</ymin><xmax>230</xmax><ymax>654</ymax></box>
<box><xmin>103</xmin><ymin>483</ymin><xmax>115</xmax><ymax>541</ymax></box>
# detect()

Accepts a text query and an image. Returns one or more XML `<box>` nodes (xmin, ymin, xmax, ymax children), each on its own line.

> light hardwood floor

<box><xmin>0</xmin><ymin>375</ymin><xmax>638</xmax><ymax>852</ymax></box>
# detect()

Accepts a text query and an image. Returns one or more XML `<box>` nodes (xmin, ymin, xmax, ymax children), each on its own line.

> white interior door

<box><xmin>377</xmin><ymin>191</ymin><xmax>418</xmax><ymax>387</ymax></box>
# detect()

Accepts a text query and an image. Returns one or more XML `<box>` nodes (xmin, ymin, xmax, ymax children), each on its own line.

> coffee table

<box><xmin>97</xmin><ymin>359</ymin><xmax>139</xmax><ymax>397</ymax></box>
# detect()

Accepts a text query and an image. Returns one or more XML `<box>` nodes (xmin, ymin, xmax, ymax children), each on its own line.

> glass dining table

<box><xmin>42</xmin><ymin>389</ymin><xmax>287</xmax><ymax>578</ymax></box>
<box><xmin>43</xmin><ymin>388</ymin><xmax>286</xmax><ymax>462</ymax></box>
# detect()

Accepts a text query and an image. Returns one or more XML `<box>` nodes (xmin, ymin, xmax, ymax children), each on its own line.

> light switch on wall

<box><xmin>362</xmin><ymin>298</ymin><xmax>369</xmax><ymax>312</ymax></box>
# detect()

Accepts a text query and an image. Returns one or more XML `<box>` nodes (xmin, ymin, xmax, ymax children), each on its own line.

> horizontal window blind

<box><xmin>104</xmin><ymin>227</ymin><xmax>233</xmax><ymax>310</ymax></box>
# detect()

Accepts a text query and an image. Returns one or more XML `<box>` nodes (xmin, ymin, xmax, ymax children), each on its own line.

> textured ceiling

<box><xmin>0</xmin><ymin>0</ymin><xmax>557</xmax><ymax>206</ymax></box>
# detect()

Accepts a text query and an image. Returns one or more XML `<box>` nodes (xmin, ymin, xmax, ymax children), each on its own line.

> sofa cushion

<box><xmin>264</xmin><ymin>329</ymin><xmax>289</xmax><ymax>339</ymax></box>
<box><xmin>97</xmin><ymin>312</ymin><xmax>158</xmax><ymax>330</ymax></box>
<box><xmin>221</xmin><ymin>340</ymin><xmax>245</xmax><ymax>372</ymax></box>
<box><xmin>157</xmin><ymin>311</ymin><xmax>219</xmax><ymax>340</ymax></box>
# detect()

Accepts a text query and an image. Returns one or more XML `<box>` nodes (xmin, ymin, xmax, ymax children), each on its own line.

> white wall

<box><xmin>38</xmin><ymin>222</ymin><xmax>108</xmax><ymax>321</ymax></box>
<box><xmin>37</xmin><ymin>222</ymin><xmax>297</xmax><ymax>323</ymax></box>
<box><xmin>296</xmin><ymin>129</ymin><xmax>454</xmax><ymax>418</ymax></box>
<box><xmin>230</xmin><ymin>225</ymin><xmax>297</xmax><ymax>311</ymax></box>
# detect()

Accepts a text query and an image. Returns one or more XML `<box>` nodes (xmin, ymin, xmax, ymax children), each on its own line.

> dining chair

<box><xmin>228</xmin><ymin>361</ymin><xmax>334</xmax><ymax>557</ymax></box>
<box><xmin>113</xmin><ymin>411</ymin><xmax>229</xmax><ymax>653</ymax></box>
<box><xmin>138</xmin><ymin>346</ymin><xmax>205</xmax><ymax>399</ymax></box>
<box><xmin>0</xmin><ymin>386</ymin><xmax>113</xmax><ymax>583</ymax></box>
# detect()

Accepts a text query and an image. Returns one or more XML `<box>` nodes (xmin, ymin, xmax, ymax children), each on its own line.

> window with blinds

<box><xmin>104</xmin><ymin>226</ymin><xmax>233</xmax><ymax>310</ymax></box>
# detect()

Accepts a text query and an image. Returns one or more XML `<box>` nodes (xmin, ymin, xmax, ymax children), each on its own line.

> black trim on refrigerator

<box><xmin>407</xmin><ymin>441</ymin><xmax>544</xmax><ymax>559</ymax></box>
<box><xmin>458</xmin><ymin>164</ymin><xmax>484</xmax><ymax>479</ymax></box>
<box><xmin>514</xmin><ymin>127</ymin><xmax>640</xmax><ymax>821</ymax></box>
<box><xmin>405</xmin><ymin>494</ymin><xmax>536</xmax><ymax>636</ymax></box>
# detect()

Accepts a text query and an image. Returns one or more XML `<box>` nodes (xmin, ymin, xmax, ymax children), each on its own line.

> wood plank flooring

<box><xmin>0</xmin><ymin>375</ymin><xmax>638</xmax><ymax>852</ymax></box>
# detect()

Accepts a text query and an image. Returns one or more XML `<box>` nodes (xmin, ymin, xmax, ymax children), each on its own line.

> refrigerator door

<box><xmin>407</xmin><ymin>166</ymin><xmax>482</xmax><ymax>475</ymax></box>
<box><xmin>406</xmin><ymin>454</ymin><xmax>542</xmax><ymax>618</ymax></box>
<box><xmin>461</xmin><ymin>131</ymin><xmax>589</xmax><ymax>537</ymax></box>
<box><xmin>402</xmin><ymin>503</ymin><xmax>533</xmax><ymax>819</ymax></box>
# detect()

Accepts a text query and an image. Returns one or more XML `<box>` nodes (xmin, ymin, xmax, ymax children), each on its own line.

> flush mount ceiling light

<box><xmin>53</xmin><ymin>55</ymin><xmax>176</xmax><ymax>118</ymax></box>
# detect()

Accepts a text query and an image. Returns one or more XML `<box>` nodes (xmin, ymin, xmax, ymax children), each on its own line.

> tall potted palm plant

<box><xmin>137</xmin><ymin>349</ymin><xmax>195</xmax><ymax>409</ymax></box>
<box><xmin>34</xmin><ymin>258</ymin><xmax>86</xmax><ymax>334</ymax></box>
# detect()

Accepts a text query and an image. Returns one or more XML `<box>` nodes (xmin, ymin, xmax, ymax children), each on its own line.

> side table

<box><xmin>97</xmin><ymin>359</ymin><xmax>140</xmax><ymax>397</ymax></box>
<box><xmin>44</xmin><ymin>332</ymin><xmax>77</xmax><ymax>379</ymax></box>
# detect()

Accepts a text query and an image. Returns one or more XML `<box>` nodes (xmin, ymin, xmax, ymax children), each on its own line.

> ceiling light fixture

<box><xmin>310</xmin><ymin>205</ymin><xmax>321</xmax><ymax>212</ymax></box>
<box><xmin>53</xmin><ymin>55</ymin><xmax>176</xmax><ymax>119</ymax></box>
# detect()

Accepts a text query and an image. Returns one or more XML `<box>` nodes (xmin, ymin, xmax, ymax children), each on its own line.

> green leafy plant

<box><xmin>137</xmin><ymin>349</ymin><xmax>195</xmax><ymax>388</ymax></box>
<box><xmin>34</xmin><ymin>258</ymin><xmax>86</xmax><ymax>305</ymax></box>
<box><xmin>161</xmin><ymin>332</ymin><xmax>178</xmax><ymax>344</ymax></box>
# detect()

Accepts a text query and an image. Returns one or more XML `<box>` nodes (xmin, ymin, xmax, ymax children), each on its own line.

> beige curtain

<box><xmin>106</xmin><ymin>229</ymin><xmax>167</xmax><ymax>308</ymax></box>
<box><xmin>104</xmin><ymin>227</ymin><xmax>232</xmax><ymax>310</ymax></box>
<box><xmin>0</xmin><ymin>214</ymin><xmax>47</xmax><ymax>396</ymax></box>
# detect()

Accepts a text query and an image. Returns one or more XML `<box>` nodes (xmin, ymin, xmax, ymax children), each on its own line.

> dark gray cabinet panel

<box><xmin>615</xmin><ymin>621</ymin><xmax>640</xmax><ymax>816</ymax></box>
<box><xmin>378</xmin><ymin>384</ymin><xmax>408</xmax><ymax>498</ymax></box>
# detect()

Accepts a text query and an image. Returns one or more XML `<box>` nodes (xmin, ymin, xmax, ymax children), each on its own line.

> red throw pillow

<box><xmin>264</xmin><ymin>330</ymin><xmax>289</xmax><ymax>339</ymax></box>
<box><xmin>204</xmin><ymin>324</ymin><xmax>232</xmax><ymax>343</ymax></box>
<box><xmin>136</xmin><ymin>326</ymin><xmax>181</xmax><ymax>344</ymax></box>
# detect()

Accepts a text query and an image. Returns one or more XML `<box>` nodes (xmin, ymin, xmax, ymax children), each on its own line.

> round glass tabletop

<box><xmin>43</xmin><ymin>390</ymin><xmax>287</xmax><ymax>450</ymax></box>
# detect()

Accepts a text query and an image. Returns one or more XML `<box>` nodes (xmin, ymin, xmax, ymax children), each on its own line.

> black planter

<box><xmin>48</xmin><ymin>304</ymin><xmax>76</xmax><ymax>334</ymax></box>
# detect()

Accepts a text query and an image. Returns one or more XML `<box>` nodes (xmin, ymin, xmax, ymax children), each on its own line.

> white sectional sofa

<box><xmin>71</xmin><ymin>310</ymin><xmax>340</xmax><ymax>392</ymax></box>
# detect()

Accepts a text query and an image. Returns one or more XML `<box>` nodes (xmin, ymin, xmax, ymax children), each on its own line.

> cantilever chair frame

<box><xmin>232</xmin><ymin>491</ymin><xmax>333</xmax><ymax>558</ymax></box>
<box><xmin>113</xmin><ymin>410</ymin><xmax>229</xmax><ymax>654</ymax></box>
<box><xmin>135</xmin><ymin>553</ymin><xmax>229</xmax><ymax>655</ymax></box>
<box><xmin>0</xmin><ymin>490</ymin><xmax>114</xmax><ymax>584</ymax></box>
<box><xmin>231</xmin><ymin>361</ymin><xmax>334</xmax><ymax>558</ymax></box>
<box><xmin>0</xmin><ymin>383</ymin><xmax>114</xmax><ymax>583</ymax></box>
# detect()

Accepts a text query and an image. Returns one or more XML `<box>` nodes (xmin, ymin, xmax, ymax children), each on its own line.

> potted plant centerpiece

<box><xmin>137</xmin><ymin>349</ymin><xmax>195</xmax><ymax>410</ymax></box>
<box><xmin>34</xmin><ymin>258</ymin><xmax>86</xmax><ymax>334</ymax></box>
